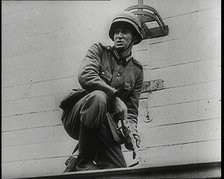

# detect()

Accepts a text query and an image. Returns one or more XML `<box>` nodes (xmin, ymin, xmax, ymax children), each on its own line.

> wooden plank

<box><xmin>198</xmin><ymin>8</ymin><xmax>221</xmax><ymax>62</ymax></box>
<box><xmin>2</xmin><ymin>140</ymin><xmax>77</xmax><ymax>162</ymax></box>
<box><xmin>135</xmin><ymin>8</ymin><xmax>220</xmax><ymax>68</ymax></box>
<box><xmin>2</xmin><ymin>110</ymin><xmax>62</xmax><ymax>132</ymax></box>
<box><xmin>143</xmin><ymin>60</ymin><xmax>221</xmax><ymax>89</ymax></box>
<box><xmin>133</xmin><ymin>13</ymin><xmax>198</xmax><ymax>61</ymax></box>
<box><xmin>138</xmin><ymin>118</ymin><xmax>221</xmax><ymax>148</ymax></box>
<box><xmin>2</xmin><ymin>140</ymin><xmax>221</xmax><ymax>179</ymax></box>
<box><xmin>2</xmin><ymin>125</ymin><xmax>71</xmax><ymax>147</ymax></box>
<box><xmin>143</xmin><ymin>0</ymin><xmax>198</xmax><ymax>19</ymax></box>
<box><xmin>138</xmin><ymin>140</ymin><xmax>221</xmax><ymax>167</ymax></box>
<box><xmin>2</xmin><ymin>2</ymin><xmax>111</xmax><ymax>58</ymax></box>
<box><xmin>3</xmin><ymin>96</ymin><xmax>220</xmax><ymax>133</ymax></box>
<box><xmin>142</xmin><ymin>81</ymin><xmax>221</xmax><ymax>108</ymax></box>
<box><xmin>3</xmin><ymin>59</ymin><xmax>221</xmax><ymax>103</ymax></box>
<box><xmin>2</xmin><ymin>116</ymin><xmax>220</xmax><ymax>150</ymax></box>
<box><xmin>198</xmin><ymin>0</ymin><xmax>220</xmax><ymax>11</ymax></box>
<box><xmin>2</xmin><ymin>57</ymin><xmax>81</xmax><ymax>88</ymax></box>
<box><xmin>2</xmin><ymin>80</ymin><xmax>221</xmax><ymax>117</ymax></box>
<box><xmin>2</xmin><ymin>156</ymin><xmax>67</xmax><ymax>179</ymax></box>
<box><xmin>2</xmin><ymin>45</ymin><xmax>82</xmax><ymax>74</ymax></box>
<box><xmin>2</xmin><ymin>95</ymin><xmax>59</xmax><ymax>117</ymax></box>
<box><xmin>2</xmin><ymin>1</ymin><xmax>39</xmax><ymax>17</ymax></box>
<box><xmin>2</xmin><ymin>97</ymin><xmax>220</xmax><ymax>134</ymax></box>
<box><xmin>17</xmin><ymin>162</ymin><xmax>222</xmax><ymax>179</ymax></box>
<box><xmin>138</xmin><ymin>98</ymin><xmax>221</xmax><ymax>127</ymax></box>
<box><xmin>2</xmin><ymin>77</ymin><xmax>80</xmax><ymax>102</ymax></box>
<box><xmin>6</xmin><ymin>52</ymin><xmax>220</xmax><ymax>101</ymax></box>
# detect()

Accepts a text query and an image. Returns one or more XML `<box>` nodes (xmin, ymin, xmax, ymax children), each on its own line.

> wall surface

<box><xmin>2</xmin><ymin>0</ymin><xmax>221</xmax><ymax>178</ymax></box>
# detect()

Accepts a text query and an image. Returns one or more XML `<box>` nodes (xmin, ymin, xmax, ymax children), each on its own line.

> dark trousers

<box><xmin>62</xmin><ymin>90</ymin><xmax>127</xmax><ymax>170</ymax></box>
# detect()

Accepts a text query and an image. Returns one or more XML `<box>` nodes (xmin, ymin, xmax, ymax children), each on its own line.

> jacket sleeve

<box><xmin>125</xmin><ymin>69</ymin><xmax>143</xmax><ymax>136</ymax></box>
<box><xmin>78</xmin><ymin>43</ymin><xmax>118</xmax><ymax>100</ymax></box>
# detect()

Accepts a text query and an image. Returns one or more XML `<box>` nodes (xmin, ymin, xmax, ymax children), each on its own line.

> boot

<box><xmin>75</xmin><ymin>124</ymin><xmax>100</xmax><ymax>171</ymax></box>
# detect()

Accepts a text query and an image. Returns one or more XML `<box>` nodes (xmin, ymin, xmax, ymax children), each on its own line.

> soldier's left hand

<box><xmin>133</xmin><ymin>134</ymin><xmax>141</xmax><ymax>148</ymax></box>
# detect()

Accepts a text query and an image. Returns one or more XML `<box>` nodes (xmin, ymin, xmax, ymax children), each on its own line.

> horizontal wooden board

<box><xmin>137</xmin><ymin>139</ymin><xmax>221</xmax><ymax>167</ymax></box>
<box><xmin>143</xmin><ymin>60</ymin><xmax>221</xmax><ymax>88</ymax></box>
<box><xmin>2</xmin><ymin>44</ymin><xmax>84</xmax><ymax>74</ymax></box>
<box><xmin>2</xmin><ymin>77</ymin><xmax>80</xmax><ymax>102</ymax></box>
<box><xmin>2</xmin><ymin>94</ymin><xmax>59</xmax><ymax>117</ymax></box>
<box><xmin>133</xmin><ymin>12</ymin><xmax>198</xmax><ymax>51</ymax></box>
<box><xmin>144</xmin><ymin>0</ymin><xmax>198</xmax><ymax>19</ymax></box>
<box><xmin>138</xmin><ymin>98</ymin><xmax>221</xmax><ymax>127</ymax></box>
<box><xmin>198</xmin><ymin>9</ymin><xmax>221</xmax><ymax>62</ymax></box>
<box><xmin>2</xmin><ymin>57</ymin><xmax>81</xmax><ymax>88</ymax></box>
<box><xmin>2</xmin><ymin>80</ymin><xmax>221</xmax><ymax>117</ymax></box>
<box><xmin>197</xmin><ymin>0</ymin><xmax>221</xmax><ymax>11</ymax></box>
<box><xmin>2</xmin><ymin>125</ymin><xmax>72</xmax><ymax>147</ymax></box>
<box><xmin>3</xmin><ymin>59</ymin><xmax>220</xmax><ymax>102</ymax></box>
<box><xmin>2</xmin><ymin>1</ymin><xmax>111</xmax><ymax>59</ymax></box>
<box><xmin>2</xmin><ymin>110</ymin><xmax>62</xmax><ymax>132</ymax></box>
<box><xmin>141</xmin><ymin>81</ymin><xmax>221</xmax><ymax>107</ymax></box>
<box><xmin>134</xmin><ymin>8</ymin><xmax>220</xmax><ymax>67</ymax></box>
<box><xmin>2</xmin><ymin>139</ymin><xmax>77</xmax><ymax>162</ymax></box>
<box><xmin>3</xmin><ymin>116</ymin><xmax>220</xmax><ymax>162</ymax></box>
<box><xmin>2</xmin><ymin>96</ymin><xmax>220</xmax><ymax>133</ymax></box>
<box><xmin>138</xmin><ymin>118</ymin><xmax>221</xmax><ymax>148</ymax></box>
<box><xmin>2</xmin><ymin>140</ymin><xmax>221</xmax><ymax>179</ymax></box>
<box><xmin>2</xmin><ymin>114</ymin><xmax>220</xmax><ymax>151</ymax></box>
<box><xmin>2</xmin><ymin>156</ymin><xmax>68</xmax><ymax>179</ymax></box>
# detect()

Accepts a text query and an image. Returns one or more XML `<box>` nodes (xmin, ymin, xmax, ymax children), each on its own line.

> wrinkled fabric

<box><xmin>78</xmin><ymin>43</ymin><xmax>143</xmax><ymax>136</ymax></box>
<box><xmin>63</xmin><ymin>90</ymin><xmax>127</xmax><ymax>170</ymax></box>
<box><xmin>62</xmin><ymin>42</ymin><xmax>143</xmax><ymax>171</ymax></box>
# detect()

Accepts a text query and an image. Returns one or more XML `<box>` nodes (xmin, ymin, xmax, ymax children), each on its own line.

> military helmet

<box><xmin>109</xmin><ymin>11</ymin><xmax>143</xmax><ymax>45</ymax></box>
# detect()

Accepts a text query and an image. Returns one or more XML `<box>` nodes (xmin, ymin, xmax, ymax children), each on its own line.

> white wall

<box><xmin>2</xmin><ymin>0</ymin><xmax>221</xmax><ymax>178</ymax></box>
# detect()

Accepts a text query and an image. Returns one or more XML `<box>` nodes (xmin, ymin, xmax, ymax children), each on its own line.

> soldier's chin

<box><xmin>115</xmin><ymin>46</ymin><xmax>125</xmax><ymax>52</ymax></box>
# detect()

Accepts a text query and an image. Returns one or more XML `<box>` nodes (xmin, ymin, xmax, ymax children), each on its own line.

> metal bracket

<box><xmin>125</xmin><ymin>0</ymin><xmax>169</xmax><ymax>39</ymax></box>
<box><xmin>141</xmin><ymin>79</ymin><xmax>164</xmax><ymax>93</ymax></box>
<box><xmin>141</xmin><ymin>79</ymin><xmax>165</xmax><ymax>123</ymax></box>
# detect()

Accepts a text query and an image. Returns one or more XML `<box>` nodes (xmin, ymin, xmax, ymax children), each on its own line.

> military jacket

<box><xmin>78</xmin><ymin>43</ymin><xmax>144</xmax><ymax>136</ymax></box>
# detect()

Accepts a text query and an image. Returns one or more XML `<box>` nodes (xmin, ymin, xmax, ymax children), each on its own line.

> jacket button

<box><xmin>102</xmin><ymin>71</ymin><xmax>105</xmax><ymax>75</ymax></box>
<box><xmin>117</xmin><ymin>73</ymin><xmax>121</xmax><ymax>77</ymax></box>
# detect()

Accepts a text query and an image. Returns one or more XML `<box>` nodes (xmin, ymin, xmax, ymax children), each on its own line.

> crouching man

<box><xmin>62</xmin><ymin>11</ymin><xmax>144</xmax><ymax>171</ymax></box>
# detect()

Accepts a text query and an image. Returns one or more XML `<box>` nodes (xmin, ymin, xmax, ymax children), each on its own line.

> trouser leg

<box><xmin>75</xmin><ymin>124</ymin><xmax>100</xmax><ymax>171</ymax></box>
<box><xmin>75</xmin><ymin>90</ymin><xmax>108</xmax><ymax>171</ymax></box>
<box><xmin>63</xmin><ymin>90</ymin><xmax>127</xmax><ymax>170</ymax></box>
<box><xmin>97</xmin><ymin>121</ymin><xmax>127</xmax><ymax>169</ymax></box>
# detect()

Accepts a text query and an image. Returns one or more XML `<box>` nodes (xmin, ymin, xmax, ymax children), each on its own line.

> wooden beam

<box><xmin>25</xmin><ymin>162</ymin><xmax>221</xmax><ymax>179</ymax></box>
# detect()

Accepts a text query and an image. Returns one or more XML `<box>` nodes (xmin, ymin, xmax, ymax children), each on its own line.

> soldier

<box><xmin>62</xmin><ymin>11</ymin><xmax>144</xmax><ymax>171</ymax></box>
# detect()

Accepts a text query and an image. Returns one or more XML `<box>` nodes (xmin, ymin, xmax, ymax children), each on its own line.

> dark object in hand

<box><xmin>122</xmin><ymin>124</ymin><xmax>134</xmax><ymax>150</ymax></box>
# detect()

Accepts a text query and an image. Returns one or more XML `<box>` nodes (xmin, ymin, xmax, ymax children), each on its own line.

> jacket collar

<box><xmin>112</xmin><ymin>47</ymin><xmax>133</xmax><ymax>64</ymax></box>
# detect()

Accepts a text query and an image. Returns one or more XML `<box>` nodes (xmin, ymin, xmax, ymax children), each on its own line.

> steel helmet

<box><xmin>109</xmin><ymin>11</ymin><xmax>143</xmax><ymax>45</ymax></box>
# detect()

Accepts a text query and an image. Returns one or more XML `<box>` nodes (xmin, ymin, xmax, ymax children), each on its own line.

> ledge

<box><xmin>22</xmin><ymin>162</ymin><xmax>221</xmax><ymax>179</ymax></box>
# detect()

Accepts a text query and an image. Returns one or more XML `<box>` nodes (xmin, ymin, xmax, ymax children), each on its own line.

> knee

<box><xmin>88</xmin><ymin>90</ymin><xmax>108</xmax><ymax>106</ymax></box>
<box><xmin>80</xmin><ymin>90</ymin><xmax>108</xmax><ymax>128</ymax></box>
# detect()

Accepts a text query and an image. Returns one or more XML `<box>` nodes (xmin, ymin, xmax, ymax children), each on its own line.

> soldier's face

<box><xmin>113</xmin><ymin>25</ymin><xmax>133</xmax><ymax>51</ymax></box>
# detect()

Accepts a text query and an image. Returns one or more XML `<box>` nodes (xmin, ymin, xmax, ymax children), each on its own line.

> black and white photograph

<box><xmin>2</xmin><ymin>0</ymin><xmax>221</xmax><ymax>178</ymax></box>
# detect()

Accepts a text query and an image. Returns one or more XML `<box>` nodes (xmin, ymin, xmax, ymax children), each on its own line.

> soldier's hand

<box><xmin>114</xmin><ymin>97</ymin><xmax>127</xmax><ymax>121</ymax></box>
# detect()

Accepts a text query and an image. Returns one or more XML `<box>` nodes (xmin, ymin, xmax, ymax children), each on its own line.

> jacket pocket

<box><xmin>124</xmin><ymin>82</ymin><xmax>133</xmax><ymax>92</ymax></box>
<box><xmin>100</xmin><ymin>69</ymin><xmax>112</xmax><ymax>83</ymax></box>
<box><xmin>122</xmin><ymin>82</ymin><xmax>133</xmax><ymax>98</ymax></box>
